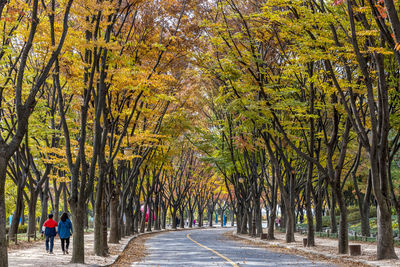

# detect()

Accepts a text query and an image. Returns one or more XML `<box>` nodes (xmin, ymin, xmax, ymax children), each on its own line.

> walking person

<box><xmin>58</xmin><ymin>212</ymin><xmax>73</xmax><ymax>255</ymax></box>
<box><xmin>42</xmin><ymin>214</ymin><xmax>58</xmax><ymax>254</ymax></box>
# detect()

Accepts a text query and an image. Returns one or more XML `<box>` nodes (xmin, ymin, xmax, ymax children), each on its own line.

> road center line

<box><xmin>186</xmin><ymin>233</ymin><xmax>239</xmax><ymax>267</ymax></box>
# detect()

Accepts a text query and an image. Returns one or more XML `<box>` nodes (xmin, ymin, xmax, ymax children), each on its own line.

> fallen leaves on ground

<box><xmin>111</xmin><ymin>234</ymin><xmax>156</xmax><ymax>267</ymax></box>
<box><xmin>224</xmin><ymin>232</ymin><xmax>369</xmax><ymax>267</ymax></box>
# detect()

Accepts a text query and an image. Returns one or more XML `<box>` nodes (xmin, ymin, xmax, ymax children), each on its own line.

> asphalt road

<box><xmin>132</xmin><ymin>228</ymin><xmax>335</xmax><ymax>267</ymax></box>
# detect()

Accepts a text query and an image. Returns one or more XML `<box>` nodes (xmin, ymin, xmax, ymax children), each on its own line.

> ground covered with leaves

<box><xmin>111</xmin><ymin>233</ymin><xmax>156</xmax><ymax>266</ymax></box>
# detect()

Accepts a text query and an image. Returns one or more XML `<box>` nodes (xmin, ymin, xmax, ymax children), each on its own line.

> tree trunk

<box><xmin>0</xmin><ymin>157</ymin><xmax>9</xmax><ymax>267</ymax></box>
<box><xmin>53</xmin><ymin>179</ymin><xmax>61</xmax><ymax>222</ymax></box>
<box><xmin>27</xmin><ymin>193</ymin><xmax>38</xmax><ymax>241</ymax></box>
<box><xmin>39</xmin><ymin>181</ymin><xmax>49</xmax><ymax>235</ymax></box>
<box><xmin>240</xmin><ymin>210</ymin><xmax>248</xmax><ymax>234</ymax></box>
<box><xmin>255</xmin><ymin>198</ymin><xmax>262</xmax><ymax>236</ymax></box>
<box><xmin>147</xmin><ymin>203</ymin><xmax>153</xmax><ymax>232</ymax></box>
<box><xmin>334</xmin><ymin>183</ymin><xmax>348</xmax><ymax>254</ymax></box>
<box><xmin>94</xmin><ymin>174</ymin><xmax>106</xmax><ymax>256</ymax></box>
<box><xmin>329</xmin><ymin>187</ymin><xmax>337</xmax><ymax>233</ymax></box>
<box><xmin>198</xmin><ymin>211</ymin><xmax>203</xmax><ymax>227</ymax></box>
<box><xmin>172</xmin><ymin>209</ymin><xmax>177</xmax><ymax>229</ymax></box>
<box><xmin>285</xmin><ymin>205</ymin><xmax>295</xmax><ymax>243</ymax></box>
<box><xmin>134</xmin><ymin>198</ymin><xmax>140</xmax><ymax>233</ymax></box>
<box><xmin>236</xmin><ymin>209</ymin><xmax>241</xmax><ymax>233</ymax></box>
<box><xmin>125</xmin><ymin>201</ymin><xmax>133</xmax><ymax>236</ymax></box>
<box><xmin>154</xmin><ymin>197</ymin><xmax>160</xmax><ymax>230</ymax></box>
<box><xmin>21</xmin><ymin>201</ymin><xmax>25</xmax><ymax>226</ymax></box>
<box><xmin>156</xmin><ymin>204</ymin><xmax>161</xmax><ymax>230</ymax></box>
<box><xmin>371</xmin><ymin>148</ymin><xmax>397</xmax><ymax>259</ymax></box>
<box><xmin>280</xmin><ymin>199</ymin><xmax>286</xmax><ymax>230</ymax></box>
<box><xmin>85</xmin><ymin>203</ymin><xmax>89</xmax><ymax>230</ymax></box>
<box><xmin>70</xmin><ymin>203</ymin><xmax>85</xmax><ymax>263</ymax></box>
<box><xmin>267</xmin><ymin>211</ymin><xmax>276</xmax><ymax>240</ymax></box>
<box><xmin>9</xmin><ymin>183</ymin><xmax>24</xmax><ymax>243</ymax></box>
<box><xmin>140</xmin><ymin>201</ymin><xmax>148</xmax><ymax>233</ymax></box>
<box><xmin>180</xmin><ymin>212</ymin><xmax>184</xmax><ymax>228</ymax></box>
<box><xmin>63</xmin><ymin>183</ymin><xmax>68</xmax><ymax>212</ymax></box>
<box><xmin>189</xmin><ymin>209</ymin><xmax>193</xmax><ymax>228</ymax></box>
<box><xmin>376</xmin><ymin>202</ymin><xmax>397</xmax><ymax>259</ymax></box>
<box><xmin>248</xmin><ymin>208</ymin><xmax>254</xmax><ymax>237</ymax></box>
<box><xmin>396</xmin><ymin>209</ymin><xmax>400</xmax><ymax>239</ymax></box>
<box><xmin>306</xmin><ymin>162</ymin><xmax>314</xmax><ymax>246</ymax></box>
<box><xmin>208</xmin><ymin>209</ymin><xmax>213</xmax><ymax>227</ymax></box>
<box><xmin>109</xmin><ymin>194</ymin><xmax>119</xmax><ymax>243</ymax></box>
<box><xmin>118</xmin><ymin>194</ymin><xmax>125</xmax><ymax>238</ymax></box>
<box><xmin>315</xmin><ymin>199</ymin><xmax>323</xmax><ymax>232</ymax></box>
<box><xmin>161</xmin><ymin>206</ymin><xmax>167</xmax><ymax>229</ymax></box>
<box><xmin>134</xmin><ymin>201</ymin><xmax>140</xmax><ymax>233</ymax></box>
<box><xmin>231</xmin><ymin>207</ymin><xmax>235</xmax><ymax>227</ymax></box>
<box><xmin>101</xmin><ymin>197</ymin><xmax>108</xmax><ymax>255</ymax></box>
<box><xmin>360</xmin><ymin>202</ymin><xmax>371</xmax><ymax>237</ymax></box>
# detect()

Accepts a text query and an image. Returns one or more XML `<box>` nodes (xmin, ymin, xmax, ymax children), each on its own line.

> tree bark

<box><xmin>27</xmin><ymin>193</ymin><xmax>38</xmax><ymax>241</ymax></box>
<box><xmin>94</xmin><ymin>170</ymin><xmax>107</xmax><ymax>256</ymax></box>
<box><xmin>70</xmin><ymin>204</ymin><xmax>85</xmax><ymax>263</ymax></box>
<box><xmin>198</xmin><ymin>211</ymin><xmax>203</xmax><ymax>227</ymax></box>
<box><xmin>267</xmin><ymin>209</ymin><xmax>276</xmax><ymax>240</ymax></box>
<box><xmin>240</xmin><ymin>210</ymin><xmax>248</xmax><ymax>234</ymax></box>
<box><xmin>329</xmin><ymin>187</ymin><xmax>337</xmax><ymax>233</ymax></box>
<box><xmin>109</xmin><ymin>194</ymin><xmax>119</xmax><ymax>243</ymax></box>
<box><xmin>188</xmin><ymin>209</ymin><xmax>193</xmax><ymax>228</ymax></box>
<box><xmin>147</xmin><ymin>203</ymin><xmax>153</xmax><ymax>232</ymax></box>
<box><xmin>161</xmin><ymin>205</ymin><xmax>167</xmax><ymax>229</ymax></box>
<box><xmin>172</xmin><ymin>209</ymin><xmax>177</xmax><ymax>229</ymax></box>
<box><xmin>154</xmin><ymin>195</ymin><xmax>160</xmax><ymax>230</ymax></box>
<box><xmin>140</xmin><ymin>201</ymin><xmax>148</xmax><ymax>233</ymax></box>
<box><xmin>0</xmin><ymin>157</ymin><xmax>9</xmax><ymax>267</ymax></box>
<box><xmin>285</xmin><ymin>204</ymin><xmax>296</xmax><ymax>243</ymax></box>
<box><xmin>334</xmin><ymin>182</ymin><xmax>348</xmax><ymax>254</ymax></box>
<box><xmin>39</xmin><ymin>180</ymin><xmax>49</xmax><ymax>236</ymax></box>
<box><xmin>9</xmin><ymin>182</ymin><xmax>24</xmax><ymax>243</ymax></box>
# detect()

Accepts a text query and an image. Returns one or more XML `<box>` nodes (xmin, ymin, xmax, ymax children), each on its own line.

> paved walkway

<box><xmin>133</xmin><ymin>228</ymin><xmax>334</xmax><ymax>266</ymax></box>
<box><xmin>8</xmin><ymin>231</ymin><xmax>135</xmax><ymax>267</ymax></box>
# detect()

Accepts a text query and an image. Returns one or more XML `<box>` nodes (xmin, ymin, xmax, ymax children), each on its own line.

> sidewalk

<box><xmin>233</xmin><ymin>230</ymin><xmax>400</xmax><ymax>267</ymax></box>
<box><xmin>7</xmin><ymin>226</ymin><xmax>207</xmax><ymax>267</ymax></box>
<box><xmin>8</xmin><ymin>231</ymin><xmax>141</xmax><ymax>267</ymax></box>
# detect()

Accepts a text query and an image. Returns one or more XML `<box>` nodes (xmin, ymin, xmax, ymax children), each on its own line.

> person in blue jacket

<box><xmin>58</xmin><ymin>213</ymin><xmax>73</xmax><ymax>255</ymax></box>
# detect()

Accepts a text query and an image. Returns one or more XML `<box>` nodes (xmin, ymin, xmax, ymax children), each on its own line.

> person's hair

<box><xmin>60</xmin><ymin>212</ymin><xmax>69</xmax><ymax>222</ymax></box>
<box><xmin>48</xmin><ymin>214</ymin><xmax>53</xmax><ymax>219</ymax></box>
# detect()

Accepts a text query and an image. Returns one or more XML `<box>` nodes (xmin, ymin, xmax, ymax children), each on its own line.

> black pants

<box><xmin>61</xmin><ymin>237</ymin><xmax>70</xmax><ymax>252</ymax></box>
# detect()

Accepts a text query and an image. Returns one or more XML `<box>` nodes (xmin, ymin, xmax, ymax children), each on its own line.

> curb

<box><xmin>232</xmin><ymin>231</ymin><xmax>379</xmax><ymax>267</ymax></box>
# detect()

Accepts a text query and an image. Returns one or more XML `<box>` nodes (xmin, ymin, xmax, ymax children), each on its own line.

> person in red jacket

<box><xmin>42</xmin><ymin>214</ymin><xmax>58</xmax><ymax>254</ymax></box>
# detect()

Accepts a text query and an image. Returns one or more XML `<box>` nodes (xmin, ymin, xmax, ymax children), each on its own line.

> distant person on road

<box><xmin>42</xmin><ymin>214</ymin><xmax>58</xmax><ymax>254</ymax></box>
<box><xmin>193</xmin><ymin>219</ymin><xmax>196</xmax><ymax>226</ymax></box>
<box><xmin>58</xmin><ymin>213</ymin><xmax>73</xmax><ymax>255</ymax></box>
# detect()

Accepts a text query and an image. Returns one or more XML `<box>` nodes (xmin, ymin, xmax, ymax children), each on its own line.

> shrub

<box><xmin>6</xmin><ymin>224</ymin><xmax>29</xmax><ymax>234</ymax></box>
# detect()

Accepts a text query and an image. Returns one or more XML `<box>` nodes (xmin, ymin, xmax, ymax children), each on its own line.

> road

<box><xmin>132</xmin><ymin>228</ymin><xmax>335</xmax><ymax>266</ymax></box>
